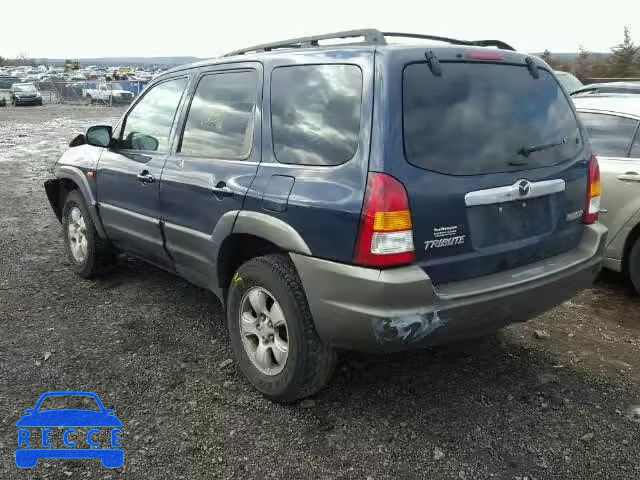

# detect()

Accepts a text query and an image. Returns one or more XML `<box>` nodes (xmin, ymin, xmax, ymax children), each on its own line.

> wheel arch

<box><xmin>215</xmin><ymin>211</ymin><xmax>311</xmax><ymax>298</ymax></box>
<box><xmin>622</xmin><ymin>220</ymin><xmax>640</xmax><ymax>276</ymax></box>
<box><xmin>49</xmin><ymin>165</ymin><xmax>107</xmax><ymax>238</ymax></box>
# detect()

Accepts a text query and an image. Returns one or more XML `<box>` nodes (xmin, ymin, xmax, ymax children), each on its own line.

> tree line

<box><xmin>2</xmin><ymin>27</ymin><xmax>640</xmax><ymax>80</ymax></box>
<box><xmin>541</xmin><ymin>26</ymin><xmax>640</xmax><ymax>81</ymax></box>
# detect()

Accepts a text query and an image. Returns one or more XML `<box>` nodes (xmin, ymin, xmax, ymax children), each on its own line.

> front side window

<box><xmin>180</xmin><ymin>70</ymin><xmax>258</xmax><ymax>158</ymax></box>
<box><xmin>271</xmin><ymin>64</ymin><xmax>363</xmax><ymax>166</ymax></box>
<box><xmin>578</xmin><ymin>112</ymin><xmax>639</xmax><ymax>157</ymax></box>
<box><xmin>120</xmin><ymin>77</ymin><xmax>187</xmax><ymax>153</ymax></box>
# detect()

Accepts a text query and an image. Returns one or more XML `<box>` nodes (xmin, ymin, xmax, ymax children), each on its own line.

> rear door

<box><xmin>578</xmin><ymin>111</ymin><xmax>640</xmax><ymax>241</ymax></box>
<box><xmin>96</xmin><ymin>75</ymin><xmax>189</xmax><ymax>267</ymax></box>
<box><xmin>381</xmin><ymin>53</ymin><xmax>588</xmax><ymax>285</ymax></box>
<box><xmin>160</xmin><ymin>63</ymin><xmax>262</xmax><ymax>289</ymax></box>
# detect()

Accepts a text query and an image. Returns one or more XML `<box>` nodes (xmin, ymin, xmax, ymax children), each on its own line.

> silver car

<box><xmin>573</xmin><ymin>95</ymin><xmax>640</xmax><ymax>292</ymax></box>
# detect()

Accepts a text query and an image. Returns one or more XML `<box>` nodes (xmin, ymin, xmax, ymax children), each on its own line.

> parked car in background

<box><xmin>0</xmin><ymin>75</ymin><xmax>21</xmax><ymax>89</ymax></box>
<box><xmin>9</xmin><ymin>83</ymin><xmax>42</xmax><ymax>106</ymax></box>
<box><xmin>555</xmin><ymin>71</ymin><xmax>584</xmax><ymax>93</ymax></box>
<box><xmin>571</xmin><ymin>81</ymin><xmax>640</xmax><ymax>97</ymax></box>
<box><xmin>573</xmin><ymin>95</ymin><xmax>640</xmax><ymax>293</ymax></box>
<box><xmin>82</xmin><ymin>82</ymin><xmax>134</xmax><ymax>104</ymax></box>
<box><xmin>45</xmin><ymin>30</ymin><xmax>606</xmax><ymax>402</ymax></box>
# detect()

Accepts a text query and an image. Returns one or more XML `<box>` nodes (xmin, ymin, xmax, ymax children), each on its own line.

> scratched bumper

<box><xmin>291</xmin><ymin>223</ymin><xmax>607</xmax><ymax>353</ymax></box>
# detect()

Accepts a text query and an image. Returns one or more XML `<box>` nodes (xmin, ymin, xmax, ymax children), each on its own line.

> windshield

<box><xmin>556</xmin><ymin>72</ymin><xmax>584</xmax><ymax>93</ymax></box>
<box><xmin>37</xmin><ymin>395</ymin><xmax>101</xmax><ymax>412</ymax></box>
<box><xmin>403</xmin><ymin>62</ymin><xmax>581</xmax><ymax>175</ymax></box>
<box><xmin>15</xmin><ymin>85</ymin><xmax>36</xmax><ymax>93</ymax></box>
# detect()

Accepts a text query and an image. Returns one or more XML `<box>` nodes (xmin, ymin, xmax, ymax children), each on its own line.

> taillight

<box><xmin>354</xmin><ymin>173</ymin><xmax>415</xmax><ymax>268</ymax></box>
<box><xmin>583</xmin><ymin>155</ymin><xmax>601</xmax><ymax>224</ymax></box>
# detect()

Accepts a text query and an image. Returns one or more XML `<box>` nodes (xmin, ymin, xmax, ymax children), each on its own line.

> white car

<box><xmin>82</xmin><ymin>83</ymin><xmax>134</xmax><ymax>104</ymax></box>
<box><xmin>573</xmin><ymin>95</ymin><xmax>640</xmax><ymax>292</ymax></box>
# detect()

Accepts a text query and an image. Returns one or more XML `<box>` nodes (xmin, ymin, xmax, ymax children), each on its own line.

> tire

<box><xmin>87</xmin><ymin>95</ymin><xmax>94</xmax><ymax>105</ymax></box>
<box><xmin>627</xmin><ymin>238</ymin><xmax>640</xmax><ymax>295</ymax></box>
<box><xmin>61</xmin><ymin>190</ymin><xmax>116</xmax><ymax>278</ymax></box>
<box><xmin>226</xmin><ymin>254</ymin><xmax>337</xmax><ymax>402</ymax></box>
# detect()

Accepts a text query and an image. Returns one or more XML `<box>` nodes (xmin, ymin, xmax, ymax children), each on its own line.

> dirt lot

<box><xmin>1</xmin><ymin>104</ymin><xmax>639</xmax><ymax>480</ymax></box>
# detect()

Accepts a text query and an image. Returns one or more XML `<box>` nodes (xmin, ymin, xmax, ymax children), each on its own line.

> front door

<box><xmin>97</xmin><ymin>75</ymin><xmax>190</xmax><ymax>267</ymax></box>
<box><xmin>578</xmin><ymin>111</ymin><xmax>640</xmax><ymax>241</ymax></box>
<box><xmin>160</xmin><ymin>64</ymin><xmax>262</xmax><ymax>289</ymax></box>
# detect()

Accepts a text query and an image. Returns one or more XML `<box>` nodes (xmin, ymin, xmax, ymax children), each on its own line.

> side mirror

<box><xmin>104</xmin><ymin>409</ymin><xmax>115</xmax><ymax>415</ymax></box>
<box><xmin>24</xmin><ymin>409</ymin><xmax>35</xmax><ymax>414</ymax></box>
<box><xmin>86</xmin><ymin>125</ymin><xmax>112</xmax><ymax>148</ymax></box>
<box><xmin>128</xmin><ymin>132</ymin><xmax>159</xmax><ymax>152</ymax></box>
<box><xmin>69</xmin><ymin>134</ymin><xmax>86</xmax><ymax>147</ymax></box>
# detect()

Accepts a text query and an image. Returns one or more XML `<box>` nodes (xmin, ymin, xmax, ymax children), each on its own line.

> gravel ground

<box><xmin>1</xmin><ymin>104</ymin><xmax>639</xmax><ymax>480</ymax></box>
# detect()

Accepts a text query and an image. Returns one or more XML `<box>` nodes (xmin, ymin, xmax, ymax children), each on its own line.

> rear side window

<box><xmin>403</xmin><ymin>63</ymin><xmax>581</xmax><ymax>175</ymax></box>
<box><xmin>271</xmin><ymin>64</ymin><xmax>362</xmax><ymax>166</ymax></box>
<box><xmin>180</xmin><ymin>70</ymin><xmax>258</xmax><ymax>158</ymax></box>
<box><xmin>578</xmin><ymin>112</ymin><xmax>639</xmax><ymax>157</ymax></box>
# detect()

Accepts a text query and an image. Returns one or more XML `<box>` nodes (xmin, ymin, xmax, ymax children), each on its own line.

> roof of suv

<box><xmin>163</xmin><ymin>29</ymin><xmax>525</xmax><ymax>76</ymax></box>
<box><xmin>572</xmin><ymin>95</ymin><xmax>640</xmax><ymax>118</ymax></box>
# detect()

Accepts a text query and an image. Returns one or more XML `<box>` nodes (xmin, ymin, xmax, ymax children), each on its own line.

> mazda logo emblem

<box><xmin>518</xmin><ymin>180</ymin><xmax>531</xmax><ymax>196</ymax></box>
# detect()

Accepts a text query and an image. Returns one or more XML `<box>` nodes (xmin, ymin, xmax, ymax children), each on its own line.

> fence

<box><xmin>0</xmin><ymin>80</ymin><xmax>150</xmax><ymax>105</ymax></box>
<box><xmin>39</xmin><ymin>80</ymin><xmax>149</xmax><ymax>105</ymax></box>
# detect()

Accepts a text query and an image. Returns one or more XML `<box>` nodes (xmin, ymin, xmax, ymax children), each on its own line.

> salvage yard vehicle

<box><xmin>571</xmin><ymin>81</ymin><xmax>640</xmax><ymax>97</ymax></box>
<box><xmin>44</xmin><ymin>30</ymin><xmax>607</xmax><ymax>402</ymax></box>
<box><xmin>555</xmin><ymin>70</ymin><xmax>584</xmax><ymax>94</ymax></box>
<box><xmin>573</xmin><ymin>95</ymin><xmax>640</xmax><ymax>293</ymax></box>
<box><xmin>10</xmin><ymin>83</ymin><xmax>43</xmax><ymax>106</ymax></box>
<box><xmin>82</xmin><ymin>82</ymin><xmax>134</xmax><ymax>104</ymax></box>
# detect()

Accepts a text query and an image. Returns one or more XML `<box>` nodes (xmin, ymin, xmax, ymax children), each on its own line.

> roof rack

<box><xmin>223</xmin><ymin>29</ymin><xmax>515</xmax><ymax>57</ymax></box>
<box><xmin>381</xmin><ymin>32</ymin><xmax>515</xmax><ymax>51</ymax></box>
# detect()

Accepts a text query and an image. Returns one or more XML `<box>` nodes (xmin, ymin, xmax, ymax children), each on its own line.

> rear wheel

<box><xmin>226</xmin><ymin>254</ymin><xmax>337</xmax><ymax>402</ymax></box>
<box><xmin>62</xmin><ymin>190</ymin><xmax>116</xmax><ymax>278</ymax></box>
<box><xmin>627</xmin><ymin>238</ymin><xmax>640</xmax><ymax>295</ymax></box>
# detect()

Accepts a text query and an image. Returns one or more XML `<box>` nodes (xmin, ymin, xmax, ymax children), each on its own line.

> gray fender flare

<box><xmin>209</xmin><ymin>211</ymin><xmax>311</xmax><ymax>297</ymax></box>
<box><xmin>55</xmin><ymin>165</ymin><xmax>107</xmax><ymax>238</ymax></box>
<box><xmin>231</xmin><ymin>211</ymin><xmax>311</xmax><ymax>255</ymax></box>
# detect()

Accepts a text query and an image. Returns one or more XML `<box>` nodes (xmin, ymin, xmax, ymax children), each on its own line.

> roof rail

<box><xmin>223</xmin><ymin>29</ymin><xmax>515</xmax><ymax>57</ymax></box>
<box><xmin>381</xmin><ymin>32</ymin><xmax>515</xmax><ymax>51</ymax></box>
<box><xmin>223</xmin><ymin>29</ymin><xmax>386</xmax><ymax>57</ymax></box>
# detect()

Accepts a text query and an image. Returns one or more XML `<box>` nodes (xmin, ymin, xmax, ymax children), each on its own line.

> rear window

<box><xmin>271</xmin><ymin>64</ymin><xmax>362</xmax><ymax>166</ymax></box>
<box><xmin>403</xmin><ymin>63</ymin><xmax>581</xmax><ymax>175</ymax></box>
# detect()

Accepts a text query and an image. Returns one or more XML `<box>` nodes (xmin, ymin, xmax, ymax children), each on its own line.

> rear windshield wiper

<box><xmin>517</xmin><ymin>137</ymin><xmax>567</xmax><ymax>157</ymax></box>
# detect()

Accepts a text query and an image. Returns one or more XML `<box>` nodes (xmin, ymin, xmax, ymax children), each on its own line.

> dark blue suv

<box><xmin>45</xmin><ymin>30</ymin><xmax>607</xmax><ymax>402</ymax></box>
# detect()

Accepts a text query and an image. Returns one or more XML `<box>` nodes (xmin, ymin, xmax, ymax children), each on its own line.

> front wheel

<box><xmin>627</xmin><ymin>238</ymin><xmax>640</xmax><ymax>295</ymax></box>
<box><xmin>227</xmin><ymin>254</ymin><xmax>337</xmax><ymax>402</ymax></box>
<box><xmin>62</xmin><ymin>190</ymin><xmax>116</xmax><ymax>278</ymax></box>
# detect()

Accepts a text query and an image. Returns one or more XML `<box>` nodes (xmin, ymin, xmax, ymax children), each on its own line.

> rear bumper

<box><xmin>291</xmin><ymin>223</ymin><xmax>607</xmax><ymax>352</ymax></box>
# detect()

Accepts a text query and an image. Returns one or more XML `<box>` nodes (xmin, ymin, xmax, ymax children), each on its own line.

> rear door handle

<box><xmin>137</xmin><ymin>171</ymin><xmax>155</xmax><ymax>184</ymax></box>
<box><xmin>211</xmin><ymin>181</ymin><xmax>233</xmax><ymax>197</ymax></box>
<box><xmin>617</xmin><ymin>172</ymin><xmax>640</xmax><ymax>182</ymax></box>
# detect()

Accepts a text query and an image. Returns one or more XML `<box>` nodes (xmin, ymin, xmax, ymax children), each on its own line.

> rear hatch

<box><xmin>381</xmin><ymin>49</ymin><xmax>588</xmax><ymax>285</ymax></box>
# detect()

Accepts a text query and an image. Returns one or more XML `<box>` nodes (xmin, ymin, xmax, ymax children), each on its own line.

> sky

<box><xmin>1</xmin><ymin>0</ymin><xmax>639</xmax><ymax>59</ymax></box>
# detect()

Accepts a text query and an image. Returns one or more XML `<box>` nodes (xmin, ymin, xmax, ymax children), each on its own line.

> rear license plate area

<box><xmin>467</xmin><ymin>196</ymin><xmax>552</xmax><ymax>248</ymax></box>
